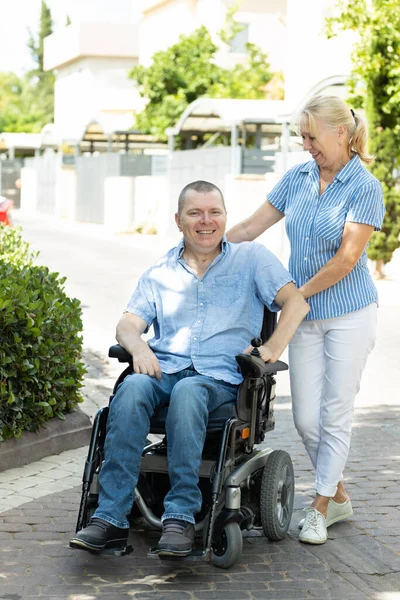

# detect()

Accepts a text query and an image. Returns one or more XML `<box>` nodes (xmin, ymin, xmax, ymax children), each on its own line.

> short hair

<box><xmin>293</xmin><ymin>94</ymin><xmax>373</xmax><ymax>165</ymax></box>
<box><xmin>177</xmin><ymin>180</ymin><xmax>226</xmax><ymax>215</ymax></box>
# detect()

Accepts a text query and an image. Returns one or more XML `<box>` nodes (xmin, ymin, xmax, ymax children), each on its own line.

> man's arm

<box><xmin>116</xmin><ymin>312</ymin><xmax>162</xmax><ymax>380</ymax></box>
<box><xmin>246</xmin><ymin>283</ymin><xmax>309</xmax><ymax>363</ymax></box>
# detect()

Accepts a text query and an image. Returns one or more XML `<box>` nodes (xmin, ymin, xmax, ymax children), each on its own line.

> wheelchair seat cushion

<box><xmin>150</xmin><ymin>401</ymin><xmax>238</xmax><ymax>433</ymax></box>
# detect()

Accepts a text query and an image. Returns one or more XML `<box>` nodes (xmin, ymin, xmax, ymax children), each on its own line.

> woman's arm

<box><xmin>226</xmin><ymin>200</ymin><xmax>284</xmax><ymax>243</ymax></box>
<box><xmin>299</xmin><ymin>222</ymin><xmax>375</xmax><ymax>299</ymax></box>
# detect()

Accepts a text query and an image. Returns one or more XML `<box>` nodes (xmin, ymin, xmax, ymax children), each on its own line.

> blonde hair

<box><xmin>293</xmin><ymin>94</ymin><xmax>373</xmax><ymax>165</ymax></box>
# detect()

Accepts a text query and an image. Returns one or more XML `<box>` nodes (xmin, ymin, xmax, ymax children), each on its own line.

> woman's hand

<box><xmin>242</xmin><ymin>343</ymin><xmax>277</xmax><ymax>363</ymax></box>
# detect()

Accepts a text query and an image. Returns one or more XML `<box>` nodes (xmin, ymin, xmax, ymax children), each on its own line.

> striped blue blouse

<box><xmin>268</xmin><ymin>155</ymin><xmax>385</xmax><ymax>320</ymax></box>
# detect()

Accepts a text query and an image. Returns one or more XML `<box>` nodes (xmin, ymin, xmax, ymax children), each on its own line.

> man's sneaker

<box><xmin>70</xmin><ymin>518</ymin><xmax>129</xmax><ymax>553</ymax></box>
<box><xmin>298</xmin><ymin>498</ymin><xmax>353</xmax><ymax>529</ymax></box>
<box><xmin>156</xmin><ymin>519</ymin><xmax>195</xmax><ymax>556</ymax></box>
<box><xmin>299</xmin><ymin>508</ymin><xmax>327</xmax><ymax>544</ymax></box>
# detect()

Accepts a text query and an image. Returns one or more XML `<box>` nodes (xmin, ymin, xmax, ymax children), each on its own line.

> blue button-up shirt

<box><xmin>268</xmin><ymin>155</ymin><xmax>385</xmax><ymax>320</ymax></box>
<box><xmin>126</xmin><ymin>238</ymin><xmax>293</xmax><ymax>384</ymax></box>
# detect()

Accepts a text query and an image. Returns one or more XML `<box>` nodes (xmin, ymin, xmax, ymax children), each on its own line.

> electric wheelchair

<box><xmin>73</xmin><ymin>307</ymin><xmax>294</xmax><ymax>569</ymax></box>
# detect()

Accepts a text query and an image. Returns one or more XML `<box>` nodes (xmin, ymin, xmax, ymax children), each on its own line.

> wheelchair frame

<box><xmin>74</xmin><ymin>309</ymin><xmax>294</xmax><ymax>569</ymax></box>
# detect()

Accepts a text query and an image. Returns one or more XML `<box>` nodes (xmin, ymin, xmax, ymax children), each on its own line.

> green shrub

<box><xmin>0</xmin><ymin>224</ymin><xmax>38</xmax><ymax>267</ymax></box>
<box><xmin>0</xmin><ymin>225</ymin><xmax>86</xmax><ymax>441</ymax></box>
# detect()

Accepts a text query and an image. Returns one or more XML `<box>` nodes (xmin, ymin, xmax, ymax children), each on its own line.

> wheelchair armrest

<box><xmin>108</xmin><ymin>344</ymin><xmax>132</xmax><ymax>363</ymax></box>
<box><xmin>235</xmin><ymin>353</ymin><xmax>288</xmax><ymax>378</ymax></box>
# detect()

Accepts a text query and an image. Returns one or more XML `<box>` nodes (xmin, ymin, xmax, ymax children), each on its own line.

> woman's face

<box><xmin>301</xmin><ymin>118</ymin><xmax>345</xmax><ymax>170</ymax></box>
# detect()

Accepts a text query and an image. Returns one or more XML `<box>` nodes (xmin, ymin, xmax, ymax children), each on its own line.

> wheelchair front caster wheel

<box><xmin>211</xmin><ymin>522</ymin><xmax>243</xmax><ymax>569</ymax></box>
<box><xmin>260</xmin><ymin>449</ymin><xmax>294</xmax><ymax>540</ymax></box>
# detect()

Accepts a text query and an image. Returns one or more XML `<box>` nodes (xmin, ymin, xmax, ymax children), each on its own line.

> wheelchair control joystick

<box><xmin>250</xmin><ymin>337</ymin><xmax>262</xmax><ymax>357</ymax></box>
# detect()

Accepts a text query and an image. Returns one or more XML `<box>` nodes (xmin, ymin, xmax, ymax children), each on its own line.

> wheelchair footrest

<box><xmin>147</xmin><ymin>547</ymin><xmax>209</xmax><ymax>562</ymax></box>
<box><xmin>102</xmin><ymin>544</ymin><xmax>133</xmax><ymax>557</ymax></box>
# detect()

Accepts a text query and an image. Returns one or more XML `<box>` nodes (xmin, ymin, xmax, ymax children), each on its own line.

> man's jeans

<box><xmin>94</xmin><ymin>367</ymin><xmax>238</xmax><ymax>528</ymax></box>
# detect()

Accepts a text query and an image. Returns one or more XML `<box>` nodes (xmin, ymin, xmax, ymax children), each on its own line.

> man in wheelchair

<box><xmin>70</xmin><ymin>180</ymin><xmax>309</xmax><ymax>557</ymax></box>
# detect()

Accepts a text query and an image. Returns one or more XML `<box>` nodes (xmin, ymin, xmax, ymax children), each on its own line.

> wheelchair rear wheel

<box><xmin>211</xmin><ymin>522</ymin><xmax>243</xmax><ymax>569</ymax></box>
<box><xmin>260</xmin><ymin>450</ymin><xmax>294</xmax><ymax>540</ymax></box>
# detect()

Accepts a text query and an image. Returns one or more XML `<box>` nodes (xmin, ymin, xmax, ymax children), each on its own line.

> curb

<box><xmin>0</xmin><ymin>409</ymin><xmax>92</xmax><ymax>471</ymax></box>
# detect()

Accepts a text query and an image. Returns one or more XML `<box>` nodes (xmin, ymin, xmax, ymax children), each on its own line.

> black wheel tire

<box><xmin>260</xmin><ymin>450</ymin><xmax>294</xmax><ymax>541</ymax></box>
<box><xmin>211</xmin><ymin>522</ymin><xmax>243</xmax><ymax>569</ymax></box>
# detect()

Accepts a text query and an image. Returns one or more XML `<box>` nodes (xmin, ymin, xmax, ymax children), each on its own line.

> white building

<box><xmin>138</xmin><ymin>0</ymin><xmax>288</xmax><ymax>74</ymax></box>
<box><xmin>43</xmin><ymin>21</ymin><xmax>143</xmax><ymax>141</ymax></box>
<box><xmin>137</xmin><ymin>0</ymin><xmax>355</xmax><ymax>111</ymax></box>
<box><xmin>43</xmin><ymin>0</ymin><xmax>356</xmax><ymax>141</ymax></box>
<box><xmin>34</xmin><ymin>0</ymin><xmax>358</xmax><ymax>243</ymax></box>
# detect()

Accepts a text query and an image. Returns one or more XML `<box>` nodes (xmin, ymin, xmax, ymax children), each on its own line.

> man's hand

<box><xmin>131</xmin><ymin>341</ymin><xmax>162</xmax><ymax>381</ymax></box>
<box><xmin>242</xmin><ymin>343</ymin><xmax>276</xmax><ymax>363</ymax></box>
<box><xmin>116</xmin><ymin>312</ymin><xmax>162</xmax><ymax>381</ymax></box>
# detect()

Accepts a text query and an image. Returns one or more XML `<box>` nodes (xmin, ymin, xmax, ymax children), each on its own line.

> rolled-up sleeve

<box><xmin>346</xmin><ymin>181</ymin><xmax>385</xmax><ymax>230</ymax></box>
<box><xmin>252</xmin><ymin>244</ymin><xmax>294</xmax><ymax>312</ymax></box>
<box><xmin>126</xmin><ymin>272</ymin><xmax>156</xmax><ymax>329</ymax></box>
<box><xmin>267</xmin><ymin>168</ymin><xmax>293</xmax><ymax>213</ymax></box>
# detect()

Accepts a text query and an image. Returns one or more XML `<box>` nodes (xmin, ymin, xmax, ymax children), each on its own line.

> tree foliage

<box><xmin>0</xmin><ymin>73</ymin><xmax>40</xmax><ymax>133</ymax></box>
<box><xmin>0</xmin><ymin>1</ymin><xmax>54</xmax><ymax>133</ymax></box>
<box><xmin>130</xmin><ymin>24</ymin><xmax>273</xmax><ymax>142</ymax></box>
<box><xmin>326</xmin><ymin>0</ymin><xmax>400</xmax><ymax>266</ymax></box>
<box><xmin>26</xmin><ymin>0</ymin><xmax>55</xmax><ymax>127</ymax></box>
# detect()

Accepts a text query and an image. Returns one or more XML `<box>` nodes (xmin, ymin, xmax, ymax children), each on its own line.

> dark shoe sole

<box><xmin>156</xmin><ymin>547</ymin><xmax>193</xmax><ymax>557</ymax></box>
<box><xmin>69</xmin><ymin>536</ymin><xmax>128</xmax><ymax>554</ymax></box>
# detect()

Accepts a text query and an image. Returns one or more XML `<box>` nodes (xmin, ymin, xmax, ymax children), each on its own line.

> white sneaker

<box><xmin>298</xmin><ymin>498</ymin><xmax>353</xmax><ymax>529</ymax></box>
<box><xmin>298</xmin><ymin>508</ymin><xmax>327</xmax><ymax>544</ymax></box>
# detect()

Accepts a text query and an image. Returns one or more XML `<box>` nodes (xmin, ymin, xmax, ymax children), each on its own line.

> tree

<box><xmin>0</xmin><ymin>73</ymin><xmax>41</xmax><ymax>133</ymax></box>
<box><xmin>129</xmin><ymin>24</ymin><xmax>273</xmax><ymax>143</ymax></box>
<box><xmin>326</xmin><ymin>0</ymin><xmax>400</xmax><ymax>274</ymax></box>
<box><xmin>26</xmin><ymin>0</ymin><xmax>55</xmax><ymax>127</ymax></box>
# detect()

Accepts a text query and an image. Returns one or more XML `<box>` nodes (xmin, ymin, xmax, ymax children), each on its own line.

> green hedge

<box><xmin>0</xmin><ymin>225</ymin><xmax>86</xmax><ymax>441</ymax></box>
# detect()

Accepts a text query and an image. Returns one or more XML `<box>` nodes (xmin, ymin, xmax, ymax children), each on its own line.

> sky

<box><xmin>0</xmin><ymin>0</ymin><xmax>139</xmax><ymax>75</ymax></box>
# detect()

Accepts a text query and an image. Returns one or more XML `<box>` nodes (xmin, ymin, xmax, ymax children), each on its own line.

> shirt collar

<box><xmin>300</xmin><ymin>154</ymin><xmax>363</xmax><ymax>182</ymax></box>
<box><xmin>175</xmin><ymin>235</ymin><xmax>228</xmax><ymax>259</ymax></box>
<box><xmin>334</xmin><ymin>154</ymin><xmax>362</xmax><ymax>183</ymax></box>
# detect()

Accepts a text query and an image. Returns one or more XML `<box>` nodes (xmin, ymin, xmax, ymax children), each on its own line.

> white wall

<box><xmin>20</xmin><ymin>167</ymin><xmax>38</xmax><ymax>215</ymax></box>
<box><xmin>139</xmin><ymin>0</ymin><xmax>197</xmax><ymax>66</ymax></box>
<box><xmin>44</xmin><ymin>22</ymin><xmax>139</xmax><ymax>71</ymax></box>
<box><xmin>55</xmin><ymin>166</ymin><xmax>77</xmax><ymax>221</ymax></box>
<box><xmin>225</xmin><ymin>173</ymin><xmax>290</xmax><ymax>264</ymax></box>
<box><xmin>104</xmin><ymin>175</ymin><xmax>170</xmax><ymax>234</ymax></box>
<box><xmin>53</xmin><ymin>56</ymin><xmax>142</xmax><ymax>139</ymax></box>
<box><xmin>284</xmin><ymin>0</ymin><xmax>356</xmax><ymax>110</ymax></box>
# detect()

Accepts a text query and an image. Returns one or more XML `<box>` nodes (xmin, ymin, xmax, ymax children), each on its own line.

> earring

<box><xmin>338</xmin><ymin>140</ymin><xmax>342</xmax><ymax>146</ymax></box>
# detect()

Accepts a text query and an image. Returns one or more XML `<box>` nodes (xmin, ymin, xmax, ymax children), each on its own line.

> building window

<box><xmin>230</xmin><ymin>23</ymin><xmax>249</xmax><ymax>54</ymax></box>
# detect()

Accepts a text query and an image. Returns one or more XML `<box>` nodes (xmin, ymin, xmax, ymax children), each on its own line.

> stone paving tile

<box><xmin>0</xmin><ymin>487</ymin><xmax>398</xmax><ymax>600</ymax></box>
<box><xmin>1</xmin><ymin>353</ymin><xmax>400</xmax><ymax>598</ymax></box>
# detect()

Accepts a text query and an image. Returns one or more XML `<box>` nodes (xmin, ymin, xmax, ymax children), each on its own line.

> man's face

<box><xmin>175</xmin><ymin>190</ymin><xmax>227</xmax><ymax>255</ymax></box>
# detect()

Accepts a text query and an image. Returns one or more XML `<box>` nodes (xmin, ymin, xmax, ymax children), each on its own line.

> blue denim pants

<box><xmin>94</xmin><ymin>367</ymin><xmax>238</xmax><ymax>529</ymax></box>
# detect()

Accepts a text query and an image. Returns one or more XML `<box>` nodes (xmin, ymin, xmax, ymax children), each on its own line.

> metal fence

<box><xmin>0</xmin><ymin>159</ymin><xmax>23</xmax><ymax>208</ymax></box>
<box><xmin>75</xmin><ymin>153</ymin><xmax>169</xmax><ymax>224</ymax></box>
<box><xmin>241</xmin><ymin>149</ymin><xmax>276</xmax><ymax>175</ymax></box>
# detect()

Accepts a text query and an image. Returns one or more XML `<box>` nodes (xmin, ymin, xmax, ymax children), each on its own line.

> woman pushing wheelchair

<box><xmin>227</xmin><ymin>94</ymin><xmax>385</xmax><ymax>544</ymax></box>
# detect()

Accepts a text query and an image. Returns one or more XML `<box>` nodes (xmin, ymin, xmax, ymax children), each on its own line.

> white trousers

<box><xmin>288</xmin><ymin>303</ymin><xmax>377</xmax><ymax>497</ymax></box>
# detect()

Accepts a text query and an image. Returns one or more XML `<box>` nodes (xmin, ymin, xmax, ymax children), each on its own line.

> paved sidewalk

<box><xmin>1</xmin><ymin>215</ymin><xmax>399</xmax><ymax>597</ymax></box>
<box><xmin>0</xmin><ymin>349</ymin><xmax>399</xmax><ymax>599</ymax></box>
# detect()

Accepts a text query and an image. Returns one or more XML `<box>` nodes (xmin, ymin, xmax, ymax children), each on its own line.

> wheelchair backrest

<box><xmin>260</xmin><ymin>306</ymin><xmax>277</xmax><ymax>345</ymax></box>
